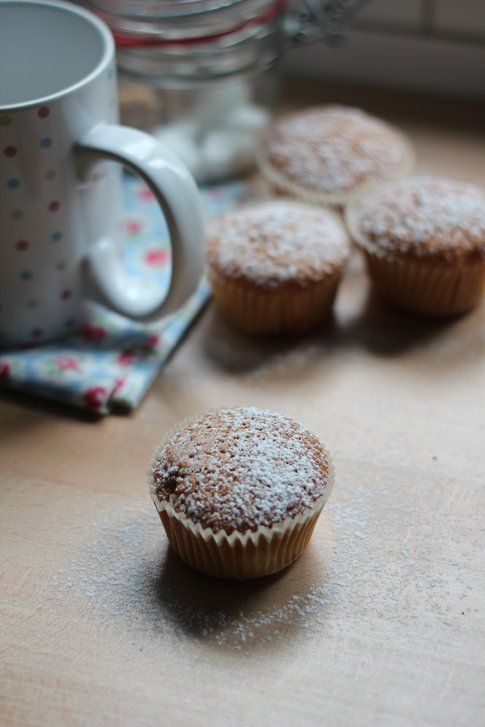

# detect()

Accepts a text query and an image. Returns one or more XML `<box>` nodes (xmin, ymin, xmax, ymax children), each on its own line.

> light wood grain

<box><xmin>1</xmin><ymin>81</ymin><xmax>484</xmax><ymax>727</ymax></box>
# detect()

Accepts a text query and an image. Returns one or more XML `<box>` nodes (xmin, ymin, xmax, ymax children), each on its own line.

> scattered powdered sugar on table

<box><xmin>351</xmin><ymin>176</ymin><xmax>485</xmax><ymax>259</ymax></box>
<box><xmin>205</xmin><ymin>334</ymin><xmax>327</xmax><ymax>379</ymax></box>
<box><xmin>264</xmin><ymin>105</ymin><xmax>410</xmax><ymax>195</ymax></box>
<box><xmin>46</xmin><ymin>452</ymin><xmax>476</xmax><ymax>651</ymax></box>
<box><xmin>48</xmin><ymin>502</ymin><xmax>338</xmax><ymax>647</ymax></box>
<box><xmin>207</xmin><ymin>200</ymin><xmax>350</xmax><ymax>288</ymax></box>
<box><xmin>245</xmin><ymin>343</ymin><xmax>326</xmax><ymax>382</ymax></box>
<box><xmin>152</xmin><ymin>407</ymin><xmax>330</xmax><ymax>532</ymax></box>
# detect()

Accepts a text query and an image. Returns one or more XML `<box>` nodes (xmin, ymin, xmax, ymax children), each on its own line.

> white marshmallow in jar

<box><xmin>153</xmin><ymin>76</ymin><xmax>273</xmax><ymax>183</ymax></box>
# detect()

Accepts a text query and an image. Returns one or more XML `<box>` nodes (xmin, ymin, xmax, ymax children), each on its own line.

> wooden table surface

<box><xmin>1</xmin><ymin>81</ymin><xmax>484</xmax><ymax>727</ymax></box>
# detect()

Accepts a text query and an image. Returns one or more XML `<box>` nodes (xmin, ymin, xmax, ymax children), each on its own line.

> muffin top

<box><xmin>261</xmin><ymin>105</ymin><xmax>412</xmax><ymax>200</ymax></box>
<box><xmin>348</xmin><ymin>176</ymin><xmax>485</xmax><ymax>261</ymax></box>
<box><xmin>207</xmin><ymin>200</ymin><xmax>350</xmax><ymax>289</ymax></box>
<box><xmin>151</xmin><ymin>407</ymin><xmax>331</xmax><ymax>534</ymax></box>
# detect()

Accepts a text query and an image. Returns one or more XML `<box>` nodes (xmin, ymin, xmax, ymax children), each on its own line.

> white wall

<box><xmin>282</xmin><ymin>0</ymin><xmax>485</xmax><ymax>99</ymax></box>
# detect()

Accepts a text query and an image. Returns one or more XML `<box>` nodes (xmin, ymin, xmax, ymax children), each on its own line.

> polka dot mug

<box><xmin>0</xmin><ymin>0</ymin><xmax>204</xmax><ymax>347</ymax></box>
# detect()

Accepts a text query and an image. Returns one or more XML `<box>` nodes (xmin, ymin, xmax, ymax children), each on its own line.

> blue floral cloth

<box><xmin>0</xmin><ymin>175</ymin><xmax>248</xmax><ymax>414</ymax></box>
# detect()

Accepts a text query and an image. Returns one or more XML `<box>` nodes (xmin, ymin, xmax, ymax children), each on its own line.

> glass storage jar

<box><xmin>86</xmin><ymin>0</ymin><xmax>284</xmax><ymax>181</ymax></box>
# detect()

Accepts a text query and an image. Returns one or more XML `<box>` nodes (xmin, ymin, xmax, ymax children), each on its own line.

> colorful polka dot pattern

<box><xmin>1</xmin><ymin>104</ymin><xmax>69</xmax><ymax>342</ymax></box>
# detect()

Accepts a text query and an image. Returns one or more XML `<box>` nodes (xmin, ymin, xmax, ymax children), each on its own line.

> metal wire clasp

<box><xmin>283</xmin><ymin>0</ymin><xmax>370</xmax><ymax>47</ymax></box>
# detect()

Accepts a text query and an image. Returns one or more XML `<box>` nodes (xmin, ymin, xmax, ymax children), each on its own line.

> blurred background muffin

<box><xmin>346</xmin><ymin>176</ymin><xmax>485</xmax><ymax>316</ymax></box>
<box><xmin>207</xmin><ymin>200</ymin><xmax>351</xmax><ymax>335</ymax></box>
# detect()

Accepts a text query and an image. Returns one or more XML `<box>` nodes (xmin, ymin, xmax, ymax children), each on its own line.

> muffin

<box><xmin>258</xmin><ymin>105</ymin><xmax>413</xmax><ymax>207</ymax></box>
<box><xmin>207</xmin><ymin>200</ymin><xmax>351</xmax><ymax>335</ymax></box>
<box><xmin>346</xmin><ymin>176</ymin><xmax>485</xmax><ymax>316</ymax></box>
<box><xmin>149</xmin><ymin>407</ymin><xmax>334</xmax><ymax>580</ymax></box>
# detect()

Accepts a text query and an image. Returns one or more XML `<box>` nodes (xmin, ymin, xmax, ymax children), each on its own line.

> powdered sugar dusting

<box><xmin>264</xmin><ymin>105</ymin><xmax>410</xmax><ymax>196</ymax></box>
<box><xmin>351</xmin><ymin>176</ymin><xmax>485</xmax><ymax>259</ymax></box>
<box><xmin>152</xmin><ymin>407</ymin><xmax>330</xmax><ymax>533</ymax></box>
<box><xmin>45</xmin><ymin>456</ymin><xmax>473</xmax><ymax>652</ymax></box>
<box><xmin>207</xmin><ymin>200</ymin><xmax>350</xmax><ymax>288</ymax></box>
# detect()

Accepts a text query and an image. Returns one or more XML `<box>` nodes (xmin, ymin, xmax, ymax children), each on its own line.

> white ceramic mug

<box><xmin>0</xmin><ymin>0</ymin><xmax>205</xmax><ymax>348</ymax></box>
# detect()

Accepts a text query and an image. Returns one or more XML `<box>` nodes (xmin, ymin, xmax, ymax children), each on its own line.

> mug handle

<box><xmin>76</xmin><ymin>124</ymin><xmax>205</xmax><ymax>320</ymax></box>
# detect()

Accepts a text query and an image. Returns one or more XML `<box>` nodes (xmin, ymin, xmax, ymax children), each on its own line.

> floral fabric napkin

<box><xmin>0</xmin><ymin>175</ymin><xmax>248</xmax><ymax>414</ymax></box>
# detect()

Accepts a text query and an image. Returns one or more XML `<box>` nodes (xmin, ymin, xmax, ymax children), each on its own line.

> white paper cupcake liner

<box><xmin>208</xmin><ymin>267</ymin><xmax>342</xmax><ymax>335</ymax></box>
